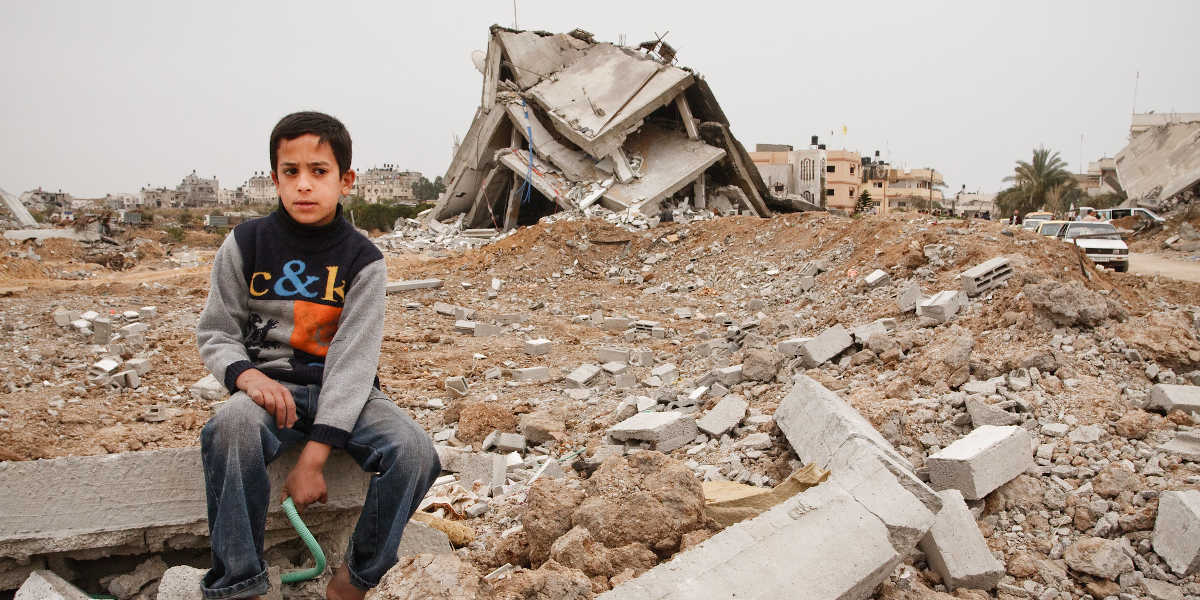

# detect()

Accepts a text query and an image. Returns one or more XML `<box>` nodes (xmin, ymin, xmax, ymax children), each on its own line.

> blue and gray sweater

<box><xmin>197</xmin><ymin>203</ymin><xmax>386</xmax><ymax>448</ymax></box>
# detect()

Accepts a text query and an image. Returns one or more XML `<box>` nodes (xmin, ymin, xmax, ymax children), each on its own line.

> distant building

<box><xmin>19</xmin><ymin>188</ymin><xmax>72</xmax><ymax>212</ymax></box>
<box><xmin>1074</xmin><ymin>158</ymin><xmax>1122</xmax><ymax>198</ymax></box>
<box><xmin>749</xmin><ymin>142</ymin><xmax>827</xmax><ymax>208</ymax></box>
<box><xmin>824</xmin><ymin>149</ymin><xmax>862</xmax><ymax>212</ymax></box>
<box><xmin>243</xmin><ymin>171</ymin><xmax>276</xmax><ymax>205</ymax></box>
<box><xmin>218</xmin><ymin>187</ymin><xmax>246</xmax><ymax>206</ymax></box>
<box><xmin>140</xmin><ymin>186</ymin><xmax>179</xmax><ymax>208</ymax></box>
<box><xmin>352</xmin><ymin>165</ymin><xmax>422</xmax><ymax>204</ymax></box>
<box><xmin>951</xmin><ymin>190</ymin><xmax>996</xmax><ymax>219</ymax></box>
<box><xmin>177</xmin><ymin>170</ymin><xmax>219</xmax><ymax>207</ymax></box>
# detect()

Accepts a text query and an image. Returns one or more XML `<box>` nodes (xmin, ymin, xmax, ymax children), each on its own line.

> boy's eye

<box><xmin>313</xmin><ymin>168</ymin><xmax>327</xmax><ymax>176</ymax></box>
<box><xmin>283</xmin><ymin>168</ymin><xmax>298</xmax><ymax>176</ymax></box>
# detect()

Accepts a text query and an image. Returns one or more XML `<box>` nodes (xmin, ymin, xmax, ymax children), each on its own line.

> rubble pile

<box><xmin>3</xmin><ymin>209</ymin><xmax>1200</xmax><ymax>599</ymax></box>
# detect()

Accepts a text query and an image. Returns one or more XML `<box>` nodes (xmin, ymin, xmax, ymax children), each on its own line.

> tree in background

<box><xmin>854</xmin><ymin>190</ymin><xmax>873</xmax><ymax>214</ymax></box>
<box><xmin>995</xmin><ymin>147</ymin><xmax>1082</xmax><ymax>217</ymax></box>
<box><xmin>413</xmin><ymin>176</ymin><xmax>446</xmax><ymax>202</ymax></box>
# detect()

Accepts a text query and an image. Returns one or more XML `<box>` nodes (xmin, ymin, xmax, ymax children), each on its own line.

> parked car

<box><xmin>1098</xmin><ymin>207</ymin><xmax>1163</xmax><ymax>223</ymax></box>
<box><xmin>1022</xmin><ymin>216</ymin><xmax>1052</xmax><ymax>231</ymax></box>
<box><xmin>1034</xmin><ymin>220</ymin><xmax>1069</xmax><ymax>237</ymax></box>
<box><xmin>1058</xmin><ymin>221</ymin><xmax>1129</xmax><ymax>272</ymax></box>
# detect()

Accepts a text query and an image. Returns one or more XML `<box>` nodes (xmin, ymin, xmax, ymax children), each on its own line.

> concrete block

<box><xmin>897</xmin><ymin>283</ymin><xmax>924</xmax><ymax>313</ymax></box>
<box><xmin>89</xmin><ymin>358</ymin><xmax>120</xmax><ymax>376</ymax></box>
<box><xmin>494</xmin><ymin>312</ymin><xmax>529</xmax><ymax>325</ymax></box>
<box><xmin>125</xmin><ymin>358</ymin><xmax>151</xmax><ymax>376</ymax></box>
<box><xmin>926</xmin><ymin>425</ymin><xmax>1033</xmax><ymax>500</ymax></box>
<box><xmin>92</xmin><ymin>317</ymin><xmax>113</xmax><ymax>344</ymax></box>
<box><xmin>650</xmin><ymin>363</ymin><xmax>678</xmax><ymax>384</ymax></box>
<box><xmin>714</xmin><ymin>365</ymin><xmax>743</xmax><ymax>387</ymax></box>
<box><xmin>1148</xmin><ymin>384</ymin><xmax>1200</xmax><ymax>414</ymax></box>
<box><xmin>1153</xmin><ymin>490</ymin><xmax>1200</xmax><ymax>575</ymax></box>
<box><xmin>15</xmin><ymin>570</ymin><xmax>90</xmax><ymax>600</ymax></box>
<box><xmin>1160</xmin><ymin>431</ymin><xmax>1200</xmax><ymax>461</ymax></box>
<box><xmin>630</xmin><ymin>349</ymin><xmax>654</xmax><ymax>366</ymax></box>
<box><xmin>603</xmin><ymin>316</ymin><xmax>634</xmax><ymax>331</ymax></box>
<box><xmin>919</xmin><ymin>489</ymin><xmax>1004</xmax><ymax>590</ymax></box>
<box><xmin>798</xmin><ymin>275</ymin><xmax>816</xmax><ymax>291</ymax></box>
<box><xmin>51</xmin><ymin>309</ymin><xmax>76</xmax><ymax>328</ymax></box>
<box><xmin>601</xmin><ymin>362</ymin><xmax>629</xmax><ymax>375</ymax></box>
<box><xmin>696</xmin><ymin>395</ymin><xmax>748</xmax><ymax>437</ymax></box>
<box><xmin>140</xmin><ymin>306</ymin><xmax>157</xmax><ymax>319</ymax></box>
<box><xmin>597</xmin><ymin>346</ymin><xmax>632</xmax><ymax>363</ymax></box>
<box><xmin>863</xmin><ymin>269</ymin><xmax>891</xmax><ymax>288</ymax></box>
<box><xmin>851</xmin><ymin>318</ymin><xmax>896</xmax><ymax>346</ymax></box>
<box><xmin>798</xmin><ymin>325</ymin><xmax>853</xmax><ymax>367</ymax></box>
<box><xmin>777</xmin><ymin>337</ymin><xmax>811</xmax><ymax>357</ymax></box>
<box><xmin>386</xmin><ymin>278</ymin><xmax>444</xmax><ymax>293</ymax></box>
<box><xmin>395</xmin><ymin>521</ymin><xmax>453</xmax><ymax>560</ymax></box>
<box><xmin>827</xmin><ymin>437</ymin><xmax>940</xmax><ymax>553</ymax></box>
<box><xmin>524</xmin><ymin>338</ymin><xmax>552</xmax><ymax>356</ymax></box>
<box><xmin>453</xmin><ymin>320</ymin><xmax>477</xmax><ymax>334</ymax></box>
<box><xmin>474</xmin><ymin>323</ymin><xmax>502</xmax><ymax>337</ymax></box>
<box><xmin>512</xmin><ymin>366</ymin><xmax>550</xmax><ymax>382</ymax></box>
<box><xmin>0</xmin><ymin>447</ymin><xmax>369</xmax><ymax>560</ymax></box>
<box><xmin>566</xmin><ymin>364</ymin><xmax>602</xmax><ymax>388</ymax></box>
<box><xmin>608</xmin><ymin>412</ymin><xmax>697</xmax><ymax>453</ymax></box>
<box><xmin>917</xmin><ymin>290</ymin><xmax>966</xmax><ymax>323</ymax></box>
<box><xmin>495</xmin><ymin>433</ymin><xmax>526</xmax><ymax>453</ymax></box>
<box><xmin>775</xmin><ymin>374</ymin><xmax>909</xmax><ymax>470</ymax></box>
<box><xmin>959</xmin><ymin>257</ymin><xmax>1012</xmax><ymax>297</ymax></box>
<box><xmin>458</xmin><ymin>452</ymin><xmax>506</xmax><ymax>492</ymax></box>
<box><xmin>613</xmin><ymin>373</ymin><xmax>637</xmax><ymax>389</ymax></box>
<box><xmin>598</xmin><ymin>482</ymin><xmax>900</xmax><ymax>600</ymax></box>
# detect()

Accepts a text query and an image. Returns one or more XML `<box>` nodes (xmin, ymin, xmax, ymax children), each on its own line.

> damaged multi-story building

<box><xmin>1116</xmin><ymin>112</ymin><xmax>1200</xmax><ymax>210</ymax></box>
<box><xmin>429</xmin><ymin>26</ymin><xmax>818</xmax><ymax>231</ymax></box>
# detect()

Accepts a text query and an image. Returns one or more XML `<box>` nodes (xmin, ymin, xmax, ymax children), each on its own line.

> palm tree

<box><xmin>996</xmin><ymin>147</ymin><xmax>1081</xmax><ymax>217</ymax></box>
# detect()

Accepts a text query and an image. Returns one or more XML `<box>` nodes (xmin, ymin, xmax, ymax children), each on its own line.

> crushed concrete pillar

<box><xmin>797</xmin><ymin>325</ymin><xmax>853</xmax><ymax>367</ymax></box>
<box><xmin>15</xmin><ymin>570</ymin><xmax>90</xmax><ymax>600</ymax></box>
<box><xmin>919</xmin><ymin>489</ymin><xmax>1004</xmax><ymax>590</ymax></box>
<box><xmin>775</xmin><ymin>374</ymin><xmax>909</xmax><ymax>469</ymax></box>
<box><xmin>926</xmin><ymin>425</ymin><xmax>1033</xmax><ymax>500</ymax></box>
<box><xmin>607</xmin><ymin>412</ymin><xmax>697</xmax><ymax>453</ymax></box>
<box><xmin>599</xmin><ymin>483</ymin><xmax>900</xmax><ymax>600</ymax></box>
<box><xmin>1153</xmin><ymin>490</ymin><xmax>1200</xmax><ymax>575</ymax></box>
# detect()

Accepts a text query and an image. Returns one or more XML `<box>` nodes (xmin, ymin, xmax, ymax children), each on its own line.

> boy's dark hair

<box><xmin>269</xmin><ymin>111</ymin><xmax>353</xmax><ymax>175</ymax></box>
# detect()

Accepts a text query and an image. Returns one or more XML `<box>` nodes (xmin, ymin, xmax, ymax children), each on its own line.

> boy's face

<box><xmin>271</xmin><ymin>134</ymin><xmax>355</xmax><ymax>226</ymax></box>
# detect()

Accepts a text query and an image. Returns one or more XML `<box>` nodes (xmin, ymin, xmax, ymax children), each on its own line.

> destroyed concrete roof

<box><xmin>0</xmin><ymin>186</ymin><xmax>38</xmax><ymax>228</ymax></box>
<box><xmin>430</xmin><ymin>25</ymin><xmax>788</xmax><ymax>231</ymax></box>
<box><xmin>1115</xmin><ymin>120</ymin><xmax>1200</xmax><ymax>208</ymax></box>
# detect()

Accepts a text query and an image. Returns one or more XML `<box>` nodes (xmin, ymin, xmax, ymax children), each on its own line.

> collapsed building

<box><xmin>1116</xmin><ymin>113</ymin><xmax>1200</xmax><ymax>212</ymax></box>
<box><xmin>429</xmin><ymin>26</ymin><xmax>816</xmax><ymax>232</ymax></box>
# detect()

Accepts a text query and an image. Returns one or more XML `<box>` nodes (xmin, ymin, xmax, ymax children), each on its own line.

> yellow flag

<box><xmin>842</xmin><ymin>124</ymin><xmax>848</xmax><ymax>135</ymax></box>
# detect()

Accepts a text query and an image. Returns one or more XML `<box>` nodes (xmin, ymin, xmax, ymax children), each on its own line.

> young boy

<box><xmin>197</xmin><ymin>111</ymin><xmax>440</xmax><ymax>600</ymax></box>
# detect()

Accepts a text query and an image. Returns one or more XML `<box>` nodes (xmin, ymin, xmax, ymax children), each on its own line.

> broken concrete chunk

<box><xmin>897</xmin><ymin>282</ymin><xmax>923</xmax><ymax>313</ymax></box>
<box><xmin>919</xmin><ymin>489</ymin><xmax>1004</xmax><ymax>590</ymax></box>
<box><xmin>524</xmin><ymin>338</ymin><xmax>552</xmax><ymax>356</ymax></box>
<box><xmin>863</xmin><ymin>269</ymin><xmax>891</xmax><ymax>288</ymax></box>
<box><xmin>566</xmin><ymin>364</ymin><xmax>602</xmax><ymax>388</ymax></box>
<box><xmin>598</xmin><ymin>482</ymin><xmax>900</xmax><ymax>600</ymax></box>
<box><xmin>714</xmin><ymin>365</ymin><xmax>743</xmax><ymax>387</ymax></box>
<box><xmin>798</xmin><ymin>324</ymin><xmax>853</xmax><ymax>368</ymax></box>
<box><xmin>851</xmin><ymin>318</ymin><xmax>896</xmax><ymax>346</ymax></box>
<box><xmin>596</xmin><ymin>346</ymin><xmax>632</xmax><ymax>363</ymax></box>
<box><xmin>607</xmin><ymin>411</ymin><xmax>697</xmax><ymax>453</ymax></box>
<box><xmin>926</xmin><ymin>425</ymin><xmax>1033</xmax><ymax>500</ymax></box>
<box><xmin>965</xmin><ymin>397</ymin><xmax>1020</xmax><ymax>427</ymax></box>
<box><xmin>15</xmin><ymin>570</ymin><xmax>90</xmax><ymax>600</ymax></box>
<box><xmin>1153</xmin><ymin>490</ymin><xmax>1200</xmax><ymax>575</ymax></box>
<box><xmin>650</xmin><ymin>363</ymin><xmax>678</xmax><ymax>384</ymax></box>
<box><xmin>512</xmin><ymin>366</ymin><xmax>550</xmax><ymax>382</ymax></box>
<box><xmin>386</xmin><ymin>279</ymin><xmax>444</xmax><ymax>293</ymax></box>
<box><xmin>696</xmin><ymin>395</ymin><xmax>748</xmax><ymax>437</ymax></box>
<box><xmin>395</xmin><ymin>521</ymin><xmax>453</xmax><ymax>560</ymax></box>
<box><xmin>917</xmin><ymin>290</ymin><xmax>966</xmax><ymax>323</ymax></box>
<box><xmin>444</xmin><ymin>376</ymin><xmax>469</xmax><ymax>397</ymax></box>
<box><xmin>1148</xmin><ymin>384</ymin><xmax>1200</xmax><ymax>414</ymax></box>
<box><xmin>188</xmin><ymin>374</ymin><xmax>226</xmax><ymax>402</ymax></box>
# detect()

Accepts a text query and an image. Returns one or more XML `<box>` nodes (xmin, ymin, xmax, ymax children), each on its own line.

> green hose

<box><xmin>280</xmin><ymin>497</ymin><xmax>327</xmax><ymax>584</ymax></box>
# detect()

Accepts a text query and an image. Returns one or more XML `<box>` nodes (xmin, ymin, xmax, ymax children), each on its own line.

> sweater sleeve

<box><xmin>309</xmin><ymin>258</ymin><xmax>386</xmax><ymax>448</ymax></box>
<box><xmin>196</xmin><ymin>233</ymin><xmax>254</xmax><ymax>393</ymax></box>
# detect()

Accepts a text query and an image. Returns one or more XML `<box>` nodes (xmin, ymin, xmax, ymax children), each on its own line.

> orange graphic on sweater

<box><xmin>290</xmin><ymin>301</ymin><xmax>342</xmax><ymax>356</ymax></box>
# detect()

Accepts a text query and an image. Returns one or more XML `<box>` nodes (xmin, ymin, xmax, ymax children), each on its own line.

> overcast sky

<box><xmin>2</xmin><ymin>1</ymin><xmax>1198</xmax><ymax>198</ymax></box>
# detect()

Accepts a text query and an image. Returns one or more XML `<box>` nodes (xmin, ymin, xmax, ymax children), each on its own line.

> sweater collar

<box><xmin>272</xmin><ymin>200</ymin><xmax>350</xmax><ymax>240</ymax></box>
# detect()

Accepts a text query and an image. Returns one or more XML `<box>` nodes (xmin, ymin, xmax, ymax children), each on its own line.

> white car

<box><xmin>1058</xmin><ymin>222</ymin><xmax>1129</xmax><ymax>272</ymax></box>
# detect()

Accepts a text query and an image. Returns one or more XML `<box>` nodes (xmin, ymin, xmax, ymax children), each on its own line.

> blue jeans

<box><xmin>199</xmin><ymin>383</ymin><xmax>441</xmax><ymax>599</ymax></box>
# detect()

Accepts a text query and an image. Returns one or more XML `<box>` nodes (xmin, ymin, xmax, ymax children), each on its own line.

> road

<box><xmin>1130</xmin><ymin>253</ymin><xmax>1200</xmax><ymax>283</ymax></box>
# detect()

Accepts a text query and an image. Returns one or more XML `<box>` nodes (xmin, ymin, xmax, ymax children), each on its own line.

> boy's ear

<box><xmin>340</xmin><ymin>169</ymin><xmax>356</xmax><ymax>196</ymax></box>
<box><xmin>270</xmin><ymin>170</ymin><xmax>279</xmax><ymax>188</ymax></box>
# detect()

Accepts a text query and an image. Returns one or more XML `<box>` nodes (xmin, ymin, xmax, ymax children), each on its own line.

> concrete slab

<box><xmin>0</xmin><ymin>186</ymin><xmax>37</xmax><ymax>228</ymax></box>
<box><xmin>775</xmin><ymin>375</ymin><xmax>909</xmax><ymax>470</ymax></box>
<box><xmin>0</xmin><ymin>447</ymin><xmax>369</xmax><ymax>560</ymax></box>
<box><xmin>565</xmin><ymin>364</ymin><xmax>602</xmax><ymax>388</ymax></box>
<box><xmin>602</xmin><ymin>124</ymin><xmax>727</xmax><ymax>216</ymax></box>
<box><xmin>1153</xmin><ymin>490</ymin><xmax>1200</xmax><ymax>575</ymax></box>
<box><xmin>926</xmin><ymin>425</ymin><xmax>1033</xmax><ymax>500</ymax></box>
<box><xmin>599</xmin><ymin>483</ymin><xmax>901</xmax><ymax>600</ymax></box>
<box><xmin>495</xmin><ymin>31</ymin><xmax>585</xmax><ymax>90</ymax></box>
<box><xmin>1116</xmin><ymin>121</ymin><xmax>1200</xmax><ymax>206</ymax></box>
<box><xmin>385</xmin><ymin>279</ymin><xmax>444</xmax><ymax>293</ymax></box>
<box><xmin>917</xmin><ymin>290</ymin><xmax>966</xmax><ymax>323</ymax></box>
<box><xmin>528</xmin><ymin>44</ymin><xmax>693</xmax><ymax>159</ymax></box>
<box><xmin>395</xmin><ymin>521</ymin><xmax>453</xmax><ymax>560</ymax></box>
<box><xmin>919</xmin><ymin>489</ymin><xmax>1003</xmax><ymax>590</ymax></box>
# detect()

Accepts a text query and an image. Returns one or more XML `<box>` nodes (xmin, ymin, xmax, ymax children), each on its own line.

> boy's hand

<box><xmin>237</xmin><ymin>369</ymin><xmax>297</xmax><ymax>429</ymax></box>
<box><xmin>284</xmin><ymin>442</ymin><xmax>331</xmax><ymax>511</ymax></box>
